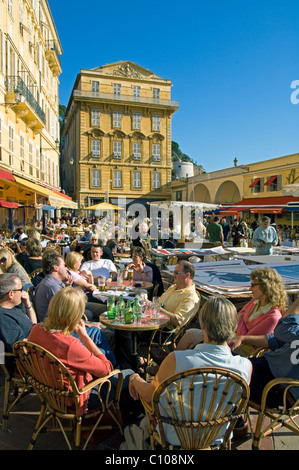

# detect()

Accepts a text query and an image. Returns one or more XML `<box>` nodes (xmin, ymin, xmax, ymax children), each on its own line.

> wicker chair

<box><xmin>142</xmin><ymin>367</ymin><xmax>249</xmax><ymax>450</ymax></box>
<box><xmin>247</xmin><ymin>377</ymin><xmax>299</xmax><ymax>450</ymax></box>
<box><xmin>29</xmin><ymin>268</ymin><xmax>44</xmax><ymax>287</ymax></box>
<box><xmin>147</xmin><ymin>292</ymin><xmax>201</xmax><ymax>368</ymax></box>
<box><xmin>0</xmin><ymin>353</ymin><xmax>32</xmax><ymax>431</ymax></box>
<box><xmin>13</xmin><ymin>341</ymin><xmax>123</xmax><ymax>450</ymax></box>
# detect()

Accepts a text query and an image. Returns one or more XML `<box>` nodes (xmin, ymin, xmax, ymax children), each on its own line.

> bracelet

<box><xmin>130</xmin><ymin>373</ymin><xmax>139</xmax><ymax>384</ymax></box>
<box><xmin>25</xmin><ymin>304</ymin><xmax>32</xmax><ymax>310</ymax></box>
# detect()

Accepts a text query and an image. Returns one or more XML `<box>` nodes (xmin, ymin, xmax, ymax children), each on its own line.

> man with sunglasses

<box><xmin>0</xmin><ymin>274</ymin><xmax>37</xmax><ymax>354</ymax></box>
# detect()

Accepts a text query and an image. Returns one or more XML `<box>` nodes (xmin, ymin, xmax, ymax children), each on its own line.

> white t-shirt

<box><xmin>80</xmin><ymin>259</ymin><xmax>117</xmax><ymax>279</ymax></box>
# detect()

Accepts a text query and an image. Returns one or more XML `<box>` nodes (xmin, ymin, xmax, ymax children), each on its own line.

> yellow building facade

<box><xmin>0</xmin><ymin>0</ymin><xmax>73</xmax><ymax>229</ymax></box>
<box><xmin>168</xmin><ymin>153</ymin><xmax>299</xmax><ymax>225</ymax></box>
<box><xmin>61</xmin><ymin>61</ymin><xmax>178</xmax><ymax>209</ymax></box>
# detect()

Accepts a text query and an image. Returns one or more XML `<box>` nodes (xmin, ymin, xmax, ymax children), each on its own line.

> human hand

<box><xmin>228</xmin><ymin>335</ymin><xmax>243</xmax><ymax>351</ymax></box>
<box><xmin>21</xmin><ymin>290</ymin><xmax>31</xmax><ymax>308</ymax></box>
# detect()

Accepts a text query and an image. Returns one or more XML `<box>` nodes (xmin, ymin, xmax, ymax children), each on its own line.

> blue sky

<box><xmin>49</xmin><ymin>0</ymin><xmax>299</xmax><ymax>173</ymax></box>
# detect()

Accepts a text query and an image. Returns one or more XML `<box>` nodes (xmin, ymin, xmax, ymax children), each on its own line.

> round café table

<box><xmin>99</xmin><ymin>309</ymin><xmax>169</xmax><ymax>371</ymax></box>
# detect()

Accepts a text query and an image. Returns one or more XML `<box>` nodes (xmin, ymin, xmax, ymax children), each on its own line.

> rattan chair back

<box><xmin>145</xmin><ymin>367</ymin><xmax>249</xmax><ymax>450</ymax></box>
<box><xmin>13</xmin><ymin>340</ymin><xmax>123</xmax><ymax>450</ymax></box>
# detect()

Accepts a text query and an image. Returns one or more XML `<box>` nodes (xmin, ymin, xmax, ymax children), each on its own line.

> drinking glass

<box><xmin>97</xmin><ymin>276</ymin><xmax>106</xmax><ymax>291</ymax></box>
<box><xmin>128</xmin><ymin>268</ymin><xmax>134</xmax><ymax>282</ymax></box>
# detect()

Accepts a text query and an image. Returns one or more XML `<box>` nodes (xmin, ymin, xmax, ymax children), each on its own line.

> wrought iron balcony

<box><xmin>73</xmin><ymin>89</ymin><xmax>179</xmax><ymax>109</ymax></box>
<box><xmin>45</xmin><ymin>40</ymin><xmax>62</xmax><ymax>76</ymax></box>
<box><xmin>5</xmin><ymin>76</ymin><xmax>45</xmax><ymax>130</ymax></box>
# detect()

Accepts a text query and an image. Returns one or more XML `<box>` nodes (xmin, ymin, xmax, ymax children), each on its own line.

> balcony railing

<box><xmin>73</xmin><ymin>89</ymin><xmax>179</xmax><ymax>108</ymax></box>
<box><xmin>5</xmin><ymin>76</ymin><xmax>45</xmax><ymax>123</ymax></box>
<box><xmin>45</xmin><ymin>40</ymin><xmax>61</xmax><ymax>66</ymax></box>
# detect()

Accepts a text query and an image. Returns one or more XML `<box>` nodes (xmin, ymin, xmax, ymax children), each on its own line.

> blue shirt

<box><xmin>34</xmin><ymin>275</ymin><xmax>65</xmax><ymax>322</ymax></box>
<box><xmin>252</xmin><ymin>225</ymin><xmax>278</xmax><ymax>255</ymax></box>
<box><xmin>265</xmin><ymin>314</ymin><xmax>299</xmax><ymax>400</ymax></box>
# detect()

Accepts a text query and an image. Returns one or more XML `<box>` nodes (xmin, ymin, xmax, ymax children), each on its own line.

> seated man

<box><xmin>128</xmin><ymin>296</ymin><xmax>252</xmax><ymax>446</ymax></box>
<box><xmin>229</xmin><ymin>297</ymin><xmax>299</xmax><ymax>408</ymax></box>
<box><xmin>33</xmin><ymin>249</ymin><xmax>105</xmax><ymax>323</ymax></box>
<box><xmin>80</xmin><ymin>244</ymin><xmax>117</xmax><ymax>283</ymax></box>
<box><xmin>115</xmin><ymin>260</ymin><xmax>200</xmax><ymax>370</ymax></box>
<box><xmin>0</xmin><ymin>273</ymin><xmax>36</xmax><ymax>353</ymax></box>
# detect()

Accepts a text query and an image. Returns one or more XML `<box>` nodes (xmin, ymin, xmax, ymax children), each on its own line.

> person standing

<box><xmin>252</xmin><ymin>216</ymin><xmax>278</xmax><ymax>255</ymax></box>
<box><xmin>220</xmin><ymin>217</ymin><xmax>230</xmax><ymax>242</ymax></box>
<box><xmin>231</xmin><ymin>219</ymin><xmax>245</xmax><ymax>247</ymax></box>
<box><xmin>206</xmin><ymin>216</ymin><xmax>224</xmax><ymax>245</ymax></box>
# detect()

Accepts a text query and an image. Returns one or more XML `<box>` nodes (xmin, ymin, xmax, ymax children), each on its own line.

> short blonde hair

<box><xmin>43</xmin><ymin>287</ymin><xmax>86</xmax><ymax>335</ymax></box>
<box><xmin>199</xmin><ymin>297</ymin><xmax>238</xmax><ymax>343</ymax></box>
<box><xmin>65</xmin><ymin>251</ymin><xmax>83</xmax><ymax>270</ymax></box>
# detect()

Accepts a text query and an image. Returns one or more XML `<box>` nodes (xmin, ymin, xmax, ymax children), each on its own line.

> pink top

<box><xmin>236</xmin><ymin>299</ymin><xmax>282</xmax><ymax>336</ymax></box>
<box><xmin>28</xmin><ymin>324</ymin><xmax>112</xmax><ymax>414</ymax></box>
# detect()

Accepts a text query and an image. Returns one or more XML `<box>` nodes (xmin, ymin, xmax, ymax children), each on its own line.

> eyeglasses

<box><xmin>250</xmin><ymin>283</ymin><xmax>260</xmax><ymax>287</ymax></box>
<box><xmin>11</xmin><ymin>288</ymin><xmax>23</xmax><ymax>293</ymax></box>
<box><xmin>173</xmin><ymin>270</ymin><xmax>185</xmax><ymax>275</ymax></box>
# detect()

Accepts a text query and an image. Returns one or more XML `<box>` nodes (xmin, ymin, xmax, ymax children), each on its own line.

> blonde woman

<box><xmin>65</xmin><ymin>251</ymin><xmax>96</xmax><ymax>292</ymax></box>
<box><xmin>0</xmin><ymin>248</ymin><xmax>31</xmax><ymax>288</ymax></box>
<box><xmin>28</xmin><ymin>287</ymin><xmax>118</xmax><ymax>413</ymax></box>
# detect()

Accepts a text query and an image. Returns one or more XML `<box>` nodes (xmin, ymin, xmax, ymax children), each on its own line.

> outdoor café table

<box><xmin>99</xmin><ymin>309</ymin><xmax>169</xmax><ymax>371</ymax></box>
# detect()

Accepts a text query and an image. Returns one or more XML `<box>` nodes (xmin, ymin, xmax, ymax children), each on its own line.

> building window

<box><xmin>91</xmin><ymin>169</ymin><xmax>101</xmax><ymax>187</ymax></box>
<box><xmin>153</xmin><ymin>115</ymin><xmax>160</xmax><ymax>131</ymax></box>
<box><xmin>40</xmin><ymin>151</ymin><xmax>45</xmax><ymax>181</ymax></box>
<box><xmin>20</xmin><ymin>135</ymin><xmax>24</xmax><ymax>171</ymax></box>
<box><xmin>133</xmin><ymin>86</ymin><xmax>140</xmax><ymax>99</ymax></box>
<box><xmin>152</xmin><ymin>144</ymin><xmax>161</xmax><ymax>161</ymax></box>
<box><xmin>8</xmin><ymin>126</ymin><xmax>14</xmax><ymax>167</ymax></box>
<box><xmin>113</xmin><ymin>170</ymin><xmax>122</xmax><ymax>188</ymax></box>
<box><xmin>113</xmin><ymin>111</ymin><xmax>121</xmax><ymax>128</ymax></box>
<box><xmin>132</xmin><ymin>142</ymin><xmax>141</xmax><ymax>160</ymax></box>
<box><xmin>133</xmin><ymin>171</ymin><xmax>141</xmax><ymax>189</ymax></box>
<box><xmin>265</xmin><ymin>175</ymin><xmax>281</xmax><ymax>192</ymax></box>
<box><xmin>153</xmin><ymin>88</ymin><xmax>160</xmax><ymax>101</ymax></box>
<box><xmin>91</xmin><ymin>140</ymin><xmax>100</xmax><ymax>158</ymax></box>
<box><xmin>153</xmin><ymin>172</ymin><xmax>161</xmax><ymax>189</ymax></box>
<box><xmin>92</xmin><ymin>81</ymin><xmax>99</xmax><ymax>96</ymax></box>
<box><xmin>29</xmin><ymin>142</ymin><xmax>33</xmax><ymax>175</ymax></box>
<box><xmin>113</xmin><ymin>83</ymin><xmax>121</xmax><ymax>95</ymax></box>
<box><xmin>113</xmin><ymin>141</ymin><xmax>122</xmax><ymax>158</ymax></box>
<box><xmin>249</xmin><ymin>177</ymin><xmax>264</xmax><ymax>193</ymax></box>
<box><xmin>132</xmin><ymin>113</ymin><xmax>141</xmax><ymax>130</ymax></box>
<box><xmin>91</xmin><ymin>109</ymin><xmax>100</xmax><ymax>126</ymax></box>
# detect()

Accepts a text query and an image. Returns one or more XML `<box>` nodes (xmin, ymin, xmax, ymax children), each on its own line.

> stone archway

<box><xmin>215</xmin><ymin>180</ymin><xmax>241</xmax><ymax>204</ymax></box>
<box><xmin>189</xmin><ymin>183</ymin><xmax>211</xmax><ymax>203</ymax></box>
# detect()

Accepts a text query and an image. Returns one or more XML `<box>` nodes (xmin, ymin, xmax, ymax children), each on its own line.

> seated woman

<box><xmin>23</xmin><ymin>238</ymin><xmax>43</xmax><ymax>275</ymax></box>
<box><xmin>65</xmin><ymin>251</ymin><xmax>96</xmax><ymax>292</ymax></box>
<box><xmin>177</xmin><ymin>267</ymin><xmax>286</xmax><ymax>357</ymax></box>
<box><xmin>28</xmin><ymin>287</ymin><xmax>132</xmax><ymax>412</ymax></box>
<box><xmin>0</xmin><ymin>248</ymin><xmax>31</xmax><ymax>289</ymax></box>
<box><xmin>123</xmin><ymin>247</ymin><xmax>153</xmax><ymax>283</ymax></box>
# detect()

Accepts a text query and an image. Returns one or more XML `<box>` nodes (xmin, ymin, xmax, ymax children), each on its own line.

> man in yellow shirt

<box><xmin>158</xmin><ymin>260</ymin><xmax>200</xmax><ymax>330</ymax></box>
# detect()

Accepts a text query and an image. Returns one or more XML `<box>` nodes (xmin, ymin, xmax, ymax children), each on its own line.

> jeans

<box><xmin>72</xmin><ymin>326</ymin><xmax>117</xmax><ymax>367</ymax></box>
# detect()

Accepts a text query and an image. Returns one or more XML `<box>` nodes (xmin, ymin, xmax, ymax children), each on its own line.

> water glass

<box><xmin>134</xmin><ymin>312</ymin><xmax>142</xmax><ymax>326</ymax></box>
<box><xmin>117</xmin><ymin>270</ymin><xmax>123</xmax><ymax>286</ymax></box>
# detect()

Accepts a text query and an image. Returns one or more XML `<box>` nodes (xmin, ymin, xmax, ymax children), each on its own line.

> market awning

<box><xmin>222</xmin><ymin>196</ymin><xmax>299</xmax><ymax>214</ymax></box>
<box><xmin>0</xmin><ymin>169</ymin><xmax>15</xmax><ymax>181</ymax></box>
<box><xmin>48</xmin><ymin>196</ymin><xmax>78</xmax><ymax>209</ymax></box>
<box><xmin>0</xmin><ymin>199</ymin><xmax>18</xmax><ymax>208</ymax></box>
<box><xmin>249</xmin><ymin>177</ymin><xmax>260</xmax><ymax>188</ymax></box>
<box><xmin>264</xmin><ymin>175</ymin><xmax>277</xmax><ymax>186</ymax></box>
<box><xmin>40</xmin><ymin>205</ymin><xmax>56</xmax><ymax>211</ymax></box>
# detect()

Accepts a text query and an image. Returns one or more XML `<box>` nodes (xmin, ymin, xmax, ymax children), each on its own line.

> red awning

<box><xmin>0</xmin><ymin>169</ymin><xmax>15</xmax><ymax>181</ymax></box>
<box><xmin>0</xmin><ymin>199</ymin><xmax>18</xmax><ymax>208</ymax></box>
<box><xmin>264</xmin><ymin>175</ymin><xmax>277</xmax><ymax>186</ymax></box>
<box><xmin>249</xmin><ymin>177</ymin><xmax>260</xmax><ymax>188</ymax></box>
<box><xmin>224</xmin><ymin>196</ymin><xmax>299</xmax><ymax>214</ymax></box>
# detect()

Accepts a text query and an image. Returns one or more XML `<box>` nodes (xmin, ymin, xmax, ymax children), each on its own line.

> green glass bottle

<box><xmin>107</xmin><ymin>296</ymin><xmax>116</xmax><ymax>320</ymax></box>
<box><xmin>124</xmin><ymin>301</ymin><xmax>134</xmax><ymax>324</ymax></box>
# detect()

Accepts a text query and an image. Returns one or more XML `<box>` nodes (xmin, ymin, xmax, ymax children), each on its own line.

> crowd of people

<box><xmin>0</xmin><ymin>212</ymin><xmax>298</xmax><ymax>448</ymax></box>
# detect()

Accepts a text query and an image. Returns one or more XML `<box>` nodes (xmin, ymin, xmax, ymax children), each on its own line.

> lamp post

<box><xmin>106</xmin><ymin>179</ymin><xmax>112</xmax><ymax>203</ymax></box>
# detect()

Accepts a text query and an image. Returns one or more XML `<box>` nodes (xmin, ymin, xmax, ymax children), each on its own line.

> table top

<box><xmin>92</xmin><ymin>280</ymin><xmax>153</xmax><ymax>301</ymax></box>
<box><xmin>99</xmin><ymin>311</ymin><xmax>169</xmax><ymax>331</ymax></box>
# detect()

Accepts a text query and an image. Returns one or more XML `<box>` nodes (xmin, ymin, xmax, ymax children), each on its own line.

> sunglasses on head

<box><xmin>0</xmin><ymin>257</ymin><xmax>7</xmax><ymax>263</ymax></box>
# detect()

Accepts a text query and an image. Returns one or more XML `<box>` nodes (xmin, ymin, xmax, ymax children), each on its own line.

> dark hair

<box><xmin>42</xmin><ymin>249</ymin><xmax>64</xmax><ymax>275</ymax></box>
<box><xmin>177</xmin><ymin>259</ymin><xmax>195</xmax><ymax>279</ymax></box>
<box><xmin>26</xmin><ymin>238</ymin><xmax>42</xmax><ymax>257</ymax></box>
<box><xmin>132</xmin><ymin>247</ymin><xmax>146</xmax><ymax>259</ymax></box>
